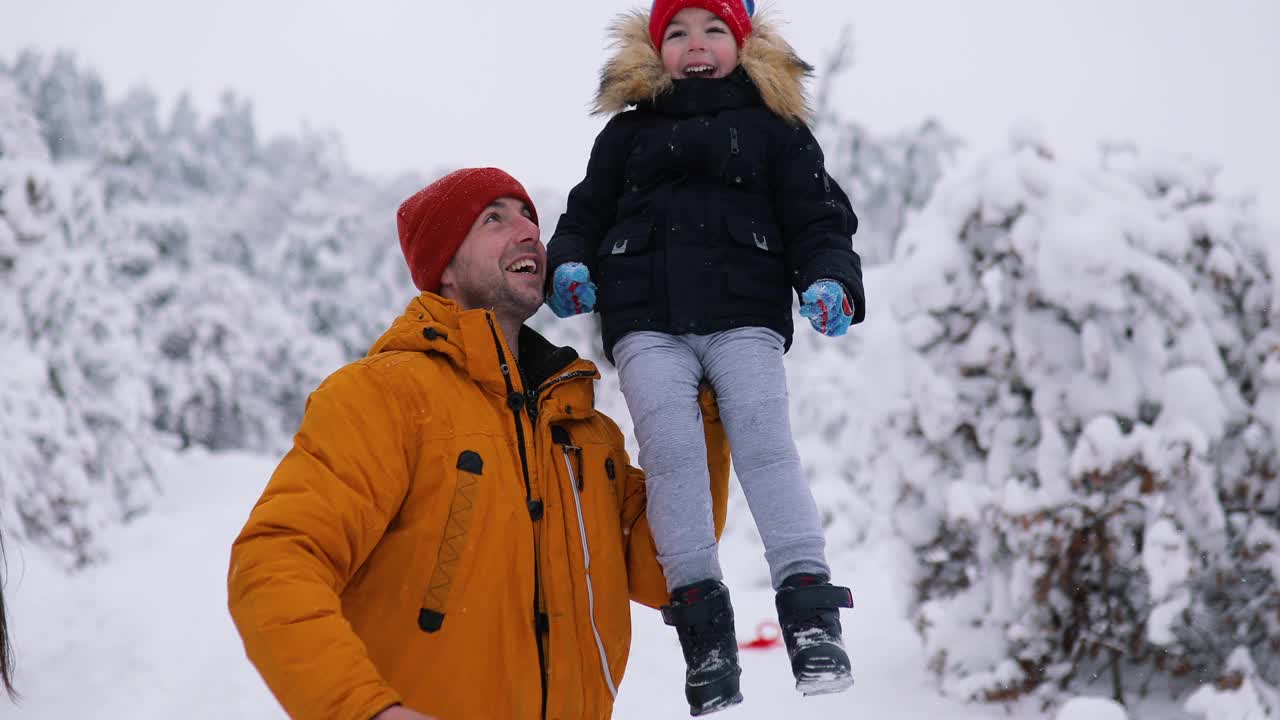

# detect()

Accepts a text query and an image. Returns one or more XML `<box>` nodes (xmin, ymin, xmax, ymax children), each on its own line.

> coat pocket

<box><xmin>725</xmin><ymin>215</ymin><xmax>781</xmax><ymax>254</ymax></box>
<box><xmin>416</xmin><ymin>447</ymin><xmax>488</xmax><ymax>633</ymax></box>
<box><xmin>724</xmin><ymin>216</ymin><xmax>791</xmax><ymax>306</ymax></box>
<box><xmin>596</xmin><ymin>216</ymin><xmax>655</xmax><ymax>313</ymax></box>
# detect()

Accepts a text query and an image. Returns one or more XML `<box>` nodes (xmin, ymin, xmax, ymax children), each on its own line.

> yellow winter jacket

<box><xmin>228</xmin><ymin>293</ymin><xmax>730</xmax><ymax>720</ymax></box>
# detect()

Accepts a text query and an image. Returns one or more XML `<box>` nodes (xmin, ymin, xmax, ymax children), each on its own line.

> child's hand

<box><xmin>799</xmin><ymin>279</ymin><xmax>854</xmax><ymax>337</ymax></box>
<box><xmin>546</xmin><ymin>262</ymin><xmax>598</xmax><ymax>317</ymax></box>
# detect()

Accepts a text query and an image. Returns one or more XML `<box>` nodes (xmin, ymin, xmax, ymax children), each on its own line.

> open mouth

<box><xmin>683</xmin><ymin>64</ymin><xmax>716</xmax><ymax>77</ymax></box>
<box><xmin>505</xmin><ymin>258</ymin><xmax>539</xmax><ymax>275</ymax></box>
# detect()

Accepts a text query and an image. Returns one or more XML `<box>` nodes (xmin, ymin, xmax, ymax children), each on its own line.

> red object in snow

<box><xmin>739</xmin><ymin>620</ymin><xmax>782</xmax><ymax>650</ymax></box>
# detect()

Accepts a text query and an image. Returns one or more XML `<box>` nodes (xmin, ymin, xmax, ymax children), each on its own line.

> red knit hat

<box><xmin>396</xmin><ymin>167</ymin><xmax>538</xmax><ymax>293</ymax></box>
<box><xmin>649</xmin><ymin>0</ymin><xmax>755</xmax><ymax>50</ymax></box>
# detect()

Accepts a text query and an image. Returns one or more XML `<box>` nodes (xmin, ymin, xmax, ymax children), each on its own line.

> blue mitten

<box><xmin>799</xmin><ymin>279</ymin><xmax>854</xmax><ymax>337</ymax></box>
<box><xmin>546</xmin><ymin>262</ymin><xmax>598</xmax><ymax>318</ymax></box>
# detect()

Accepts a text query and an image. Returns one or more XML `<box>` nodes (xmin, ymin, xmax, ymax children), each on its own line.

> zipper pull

<box><xmin>551</xmin><ymin>426</ymin><xmax>585</xmax><ymax>492</ymax></box>
<box><xmin>569</xmin><ymin>444</ymin><xmax>585</xmax><ymax>492</ymax></box>
<box><xmin>526</xmin><ymin>389</ymin><xmax>539</xmax><ymax>422</ymax></box>
<box><xmin>729</xmin><ymin>127</ymin><xmax>740</xmax><ymax>156</ymax></box>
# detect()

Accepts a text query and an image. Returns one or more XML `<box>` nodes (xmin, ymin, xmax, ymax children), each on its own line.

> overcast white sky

<box><xmin>3</xmin><ymin>0</ymin><xmax>1276</xmax><ymax>219</ymax></box>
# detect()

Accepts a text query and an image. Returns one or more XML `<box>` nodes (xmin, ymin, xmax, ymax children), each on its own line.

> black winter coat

<box><xmin>547</xmin><ymin>20</ymin><xmax>864</xmax><ymax>362</ymax></box>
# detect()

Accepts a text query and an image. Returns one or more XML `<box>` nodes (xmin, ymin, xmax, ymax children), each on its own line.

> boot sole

<box><xmin>791</xmin><ymin>643</ymin><xmax>853</xmax><ymax>696</ymax></box>
<box><xmin>797</xmin><ymin>671</ymin><xmax>854</xmax><ymax>696</ymax></box>
<box><xmin>688</xmin><ymin>672</ymin><xmax>743</xmax><ymax>717</ymax></box>
<box><xmin>689</xmin><ymin>689</ymin><xmax>743</xmax><ymax>716</ymax></box>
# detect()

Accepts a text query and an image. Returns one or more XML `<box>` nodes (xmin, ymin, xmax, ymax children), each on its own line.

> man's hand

<box><xmin>799</xmin><ymin>279</ymin><xmax>854</xmax><ymax>337</ymax></box>
<box><xmin>546</xmin><ymin>262</ymin><xmax>597</xmax><ymax>317</ymax></box>
<box><xmin>374</xmin><ymin>706</ymin><xmax>437</xmax><ymax>720</ymax></box>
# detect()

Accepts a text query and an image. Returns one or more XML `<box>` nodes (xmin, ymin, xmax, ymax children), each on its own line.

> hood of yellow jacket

<box><xmin>367</xmin><ymin>293</ymin><xmax>598</xmax><ymax>399</ymax></box>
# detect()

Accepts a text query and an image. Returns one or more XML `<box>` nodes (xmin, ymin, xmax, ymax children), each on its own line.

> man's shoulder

<box><xmin>318</xmin><ymin>350</ymin><xmax>450</xmax><ymax>398</ymax></box>
<box><xmin>352</xmin><ymin>348</ymin><xmax>441</xmax><ymax>374</ymax></box>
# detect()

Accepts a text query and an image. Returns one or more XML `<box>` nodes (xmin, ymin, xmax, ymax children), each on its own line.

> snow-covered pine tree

<box><xmin>0</xmin><ymin>66</ymin><xmax>152</xmax><ymax>566</ymax></box>
<box><xmin>876</xmin><ymin>126</ymin><xmax>1278</xmax><ymax>707</ymax></box>
<box><xmin>0</xmin><ymin>52</ymin><xmax>415</xmax><ymax>566</ymax></box>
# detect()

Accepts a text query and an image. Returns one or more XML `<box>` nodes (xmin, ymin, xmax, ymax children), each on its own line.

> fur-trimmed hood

<box><xmin>593</xmin><ymin>9</ymin><xmax>815</xmax><ymax>125</ymax></box>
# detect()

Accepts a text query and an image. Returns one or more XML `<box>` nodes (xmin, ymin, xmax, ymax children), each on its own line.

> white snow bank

<box><xmin>1057</xmin><ymin>696</ymin><xmax>1129</xmax><ymax>720</ymax></box>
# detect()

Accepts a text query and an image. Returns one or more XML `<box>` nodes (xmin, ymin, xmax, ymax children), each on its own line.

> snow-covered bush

<box><xmin>871</xmin><ymin>127</ymin><xmax>1278</xmax><ymax>705</ymax></box>
<box><xmin>1184</xmin><ymin>646</ymin><xmax>1279</xmax><ymax>720</ymax></box>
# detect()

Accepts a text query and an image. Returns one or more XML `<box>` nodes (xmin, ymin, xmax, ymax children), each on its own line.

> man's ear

<box><xmin>438</xmin><ymin>258</ymin><xmax>459</xmax><ymax>300</ymax></box>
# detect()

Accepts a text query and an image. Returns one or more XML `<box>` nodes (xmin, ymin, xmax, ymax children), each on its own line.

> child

<box><xmin>545</xmin><ymin>1</ymin><xmax>864</xmax><ymax>714</ymax></box>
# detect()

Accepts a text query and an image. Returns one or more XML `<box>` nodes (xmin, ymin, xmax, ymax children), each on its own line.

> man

<box><xmin>227</xmin><ymin>168</ymin><xmax>730</xmax><ymax>720</ymax></box>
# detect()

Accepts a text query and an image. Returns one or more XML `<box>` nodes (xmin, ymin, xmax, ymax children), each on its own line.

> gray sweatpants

<box><xmin>613</xmin><ymin>327</ymin><xmax>830</xmax><ymax>592</ymax></box>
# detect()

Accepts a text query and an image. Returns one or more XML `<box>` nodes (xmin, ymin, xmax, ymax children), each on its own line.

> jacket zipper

<box><xmin>536</xmin><ymin>370</ymin><xmax>597</xmax><ymax>400</ymax></box>
<box><xmin>485</xmin><ymin>315</ymin><xmax>548</xmax><ymax>720</ymax></box>
<box><xmin>559</xmin><ymin>440</ymin><xmax>620</xmax><ymax>699</ymax></box>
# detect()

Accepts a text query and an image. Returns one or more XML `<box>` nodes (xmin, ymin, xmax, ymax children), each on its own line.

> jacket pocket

<box><xmin>596</xmin><ymin>216</ymin><xmax>655</xmax><ymax>312</ymax></box>
<box><xmin>416</xmin><ymin>447</ymin><xmax>488</xmax><ymax>633</ymax></box>
<box><xmin>724</xmin><ymin>216</ymin><xmax>791</xmax><ymax>305</ymax></box>
<box><xmin>725</xmin><ymin>215</ymin><xmax>781</xmax><ymax>254</ymax></box>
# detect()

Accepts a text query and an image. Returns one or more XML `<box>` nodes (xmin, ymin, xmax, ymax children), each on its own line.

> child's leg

<box><xmin>693</xmin><ymin>327</ymin><xmax>830</xmax><ymax>590</ymax></box>
<box><xmin>613</xmin><ymin>331</ymin><xmax>720</xmax><ymax>593</ymax></box>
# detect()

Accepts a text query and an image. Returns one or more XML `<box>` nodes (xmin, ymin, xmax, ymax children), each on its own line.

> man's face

<box><xmin>439</xmin><ymin>197</ymin><xmax>545</xmax><ymax>321</ymax></box>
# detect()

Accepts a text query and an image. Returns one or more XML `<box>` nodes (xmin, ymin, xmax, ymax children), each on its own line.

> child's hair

<box><xmin>0</xmin><ymin>532</ymin><xmax>15</xmax><ymax>701</ymax></box>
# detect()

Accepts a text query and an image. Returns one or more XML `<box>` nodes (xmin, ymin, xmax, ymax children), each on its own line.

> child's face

<box><xmin>659</xmin><ymin>7</ymin><xmax>740</xmax><ymax>80</ymax></box>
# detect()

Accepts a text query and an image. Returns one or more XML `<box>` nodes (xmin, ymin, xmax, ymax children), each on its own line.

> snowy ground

<box><xmin>5</xmin><ymin>450</ymin><xmax>1189</xmax><ymax>719</ymax></box>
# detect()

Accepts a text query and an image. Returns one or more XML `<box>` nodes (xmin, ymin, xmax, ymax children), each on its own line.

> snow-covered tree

<box><xmin>0</xmin><ymin>53</ymin><xmax>415</xmax><ymax>566</ymax></box>
<box><xmin>10</xmin><ymin>51</ymin><xmax>108</xmax><ymax>161</ymax></box>
<box><xmin>859</xmin><ymin>126</ymin><xmax>1278</xmax><ymax>708</ymax></box>
<box><xmin>0</xmin><ymin>114</ymin><xmax>150</xmax><ymax>564</ymax></box>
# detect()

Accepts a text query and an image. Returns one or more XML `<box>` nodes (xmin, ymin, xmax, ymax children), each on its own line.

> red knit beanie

<box><xmin>396</xmin><ymin>167</ymin><xmax>538</xmax><ymax>293</ymax></box>
<box><xmin>649</xmin><ymin>0</ymin><xmax>755</xmax><ymax>50</ymax></box>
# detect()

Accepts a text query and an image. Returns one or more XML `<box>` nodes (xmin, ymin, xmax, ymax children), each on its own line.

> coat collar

<box><xmin>367</xmin><ymin>293</ymin><xmax>599</xmax><ymax>408</ymax></box>
<box><xmin>593</xmin><ymin>9</ymin><xmax>815</xmax><ymax>125</ymax></box>
<box><xmin>644</xmin><ymin>66</ymin><xmax>762</xmax><ymax>117</ymax></box>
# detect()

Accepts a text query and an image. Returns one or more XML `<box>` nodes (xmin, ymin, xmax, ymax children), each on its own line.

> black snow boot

<box><xmin>661</xmin><ymin>579</ymin><xmax>744</xmax><ymax>716</ymax></box>
<box><xmin>775</xmin><ymin>573</ymin><xmax>855</xmax><ymax>696</ymax></box>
